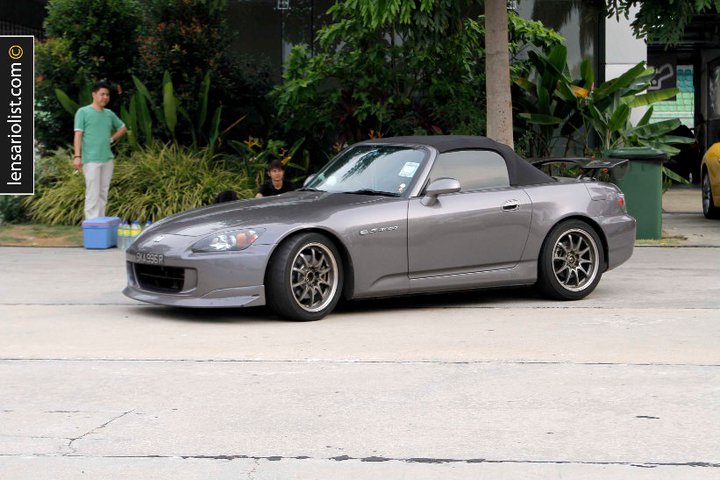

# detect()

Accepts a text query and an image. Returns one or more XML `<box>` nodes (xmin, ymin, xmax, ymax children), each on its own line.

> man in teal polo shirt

<box><xmin>73</xmin><ymin>80</ymin><xmax>127</xmax><ymax>220</ymax></box>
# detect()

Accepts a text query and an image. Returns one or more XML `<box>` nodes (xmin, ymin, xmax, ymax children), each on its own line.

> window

<box><xmin>429</xmin><ymin>150</ymin><xmax>510</xmax><ymax>191</ymax></box>
<box><xmin>306</xmin><ymin>146</ymin><xmax>427</xmax><ymax>195</ymax></box>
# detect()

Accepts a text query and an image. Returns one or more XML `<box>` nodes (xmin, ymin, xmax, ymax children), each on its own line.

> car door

<box><xmin>407</xmin><ymin>149</ymin><xmax>533</xmax><ymax>278</ymax></box>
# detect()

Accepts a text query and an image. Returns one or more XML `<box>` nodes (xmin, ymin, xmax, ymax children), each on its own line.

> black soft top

<box><xmin>361</xmin><ymin>135</ymin><xmax>553</xmax><ymax>186</ymax></box>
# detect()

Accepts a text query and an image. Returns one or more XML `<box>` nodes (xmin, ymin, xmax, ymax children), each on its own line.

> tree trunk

<box><xmin>485</xmin><ymin>0</ymin><xmax>514</xmax><ymax>148</ymax></box>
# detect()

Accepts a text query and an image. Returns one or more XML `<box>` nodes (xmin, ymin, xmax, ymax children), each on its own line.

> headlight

<box><xmin>191</xmin><ymin>228</ymin><xmax>264</xmax><ymax>253</ymax></box>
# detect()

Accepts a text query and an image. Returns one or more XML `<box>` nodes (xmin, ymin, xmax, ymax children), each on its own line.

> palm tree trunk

<box><xmin>485</xmin><ymin>0</ymin><xmax>514</xmax><ymax>148</ymax></box>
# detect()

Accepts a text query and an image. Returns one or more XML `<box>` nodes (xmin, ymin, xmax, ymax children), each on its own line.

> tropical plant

<box><xmin>514</xmin><ymin>44</ymin><xmax>589</xmax><ymax>157</ymax></box>
<box><xmin>580</xmin><ymin>62</ymin><xmax>690</xmax><ymax>156</ymax></box>
<box><xmin>227</xmin><ymin>137</ymin><xmax>310</xmax><ymax>189</ymax></box>
<box><xmin>55</xmin><ymin>71</ymin><xmax>242</xmax><ymax>156</ymax></box>
<box><xmin>118</xmin><ymin>72</ymin><xmax>230</xmax><ymax>153</ymax></box>
<box><xmin>516</xmin><ymin>46</ymin><xmax>691</xmax><ymax>157</ymax></box>
<box><xmin>137</xmin><ymin>0</ymin><xmax>275</xmax><ymax>141</ymax></box>
<box><xmin>516</xmin><ymin>50</ymin><xmax>693</xmax><ymax>186</ymax></box>
<box><xmin>27</xmin><ymin>144</ymin><xmax>255</xmax><ymax>225</ymax></box>
<box><xmin>272</xmin><ymin>0</ymin><xmax>562</xmax><ymax>165</ymax></box>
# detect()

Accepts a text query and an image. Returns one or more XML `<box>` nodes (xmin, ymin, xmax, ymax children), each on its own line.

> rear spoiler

<box><xmin>529</xmin><ymin>157</ymin><xmax>629</xmax><ymax>180</ymax></box>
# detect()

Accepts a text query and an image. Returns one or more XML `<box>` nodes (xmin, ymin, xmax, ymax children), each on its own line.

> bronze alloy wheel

<box><xmin>538</xmin><ymin>220</ymin><xmax>604</xmax><ymax>300</ymax></box>
<box><xmin>266</xmin><ymin>233</ymin><xmax>344</xmax><ymax>321</ymax></box>
<box><xmin>289</xmin><ymin>242</ymin><xmax>340</xmax><ymax>313</ymax></box>
<box><xmin>551</xmin><ymin>228</ymin><xmax>600</xmax><ymax>292</ymax></box>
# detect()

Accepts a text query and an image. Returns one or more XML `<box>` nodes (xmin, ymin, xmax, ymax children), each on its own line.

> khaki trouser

<box><xmin>82</xmin><ymin>160</ymin><xmax>114</xmax><ymax>220</ymax></box>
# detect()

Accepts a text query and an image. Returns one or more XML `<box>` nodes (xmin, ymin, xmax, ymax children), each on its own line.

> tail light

<box><xmin>617</xmin><ymin>193</ymin><xmax>627</xmax><ymax>213</ymax></box>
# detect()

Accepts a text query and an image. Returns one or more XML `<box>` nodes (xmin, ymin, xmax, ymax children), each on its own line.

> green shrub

<box><xmin>37</xmin><ymin>0</ymin><xmax>142</xmax><ymax>150</ymax></box>
<box><xmin>0</xmin><ymin>196</ymin><xmax>31</xmax><ymax>224</ymax></box>
<box><xmin>137</xmin><ymin>0</ymin><xmax>275</xmax><ymax>144</ymax></box>
<box><xmin>35</xmin><ymin>39</ymin><xmax>82</xmax><ymax>150</ymax></box>
<box><xmin>44</xmin><ymin>0</ymin><xmax>141</xmax><ymax>86</ymax></box>
<box><xmin>28</xmin><ymin>143</ymin><xmax>254</xmax><ymax>225</ymax></box>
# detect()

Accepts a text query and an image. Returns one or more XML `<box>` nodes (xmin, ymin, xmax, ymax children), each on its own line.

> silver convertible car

<box><xmin>124</xmin><ymin>136</ymin><xmax>636</xmax><ymax>321</ymax></box>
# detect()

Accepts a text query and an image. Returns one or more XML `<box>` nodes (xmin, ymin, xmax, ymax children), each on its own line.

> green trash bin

<box><xmin>606</xmin><ymin>147</ymin><xmax>667</xmax><ymax>240</ymax></box>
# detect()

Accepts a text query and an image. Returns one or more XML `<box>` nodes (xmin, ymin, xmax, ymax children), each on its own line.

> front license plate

<box><xmin>135</xmin><ymin>252</ymin><xmax>165</xmax><ymax>265</ymax></box>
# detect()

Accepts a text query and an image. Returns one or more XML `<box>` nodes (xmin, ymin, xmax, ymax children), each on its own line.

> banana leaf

<box><xmin>132</xmin><ymin>75</ymin><xmax>155</xmax><ymax>105</ymax></box>
<box><xmin>162</xmin><ymin>80</ymin><xmax>177</xmax><ymax>137</ymax></box>
<box><xmin>630</xmin><ymin>118</ymin><xmax>681</xmax><ymax>138</ymax></box>
<box><xmin>547</xmin><ymin>45</ymin><xmax>569</xmax><ymax>78</ymax></box>
<box><xmin>197</xmin><ymin>72</ymin><xmax>211</xmax><ymax>131</ymax></box>
<box><xmin>627</xmin><ymin>88</ymin><xmax>679</xmax><ymax>108</ymax></box>
<box><xmin>663</xmin><ymin>166</ymin><xmax>691</xmax><ymax>185</ymax></box>
<box><xmin>636</xmin><ymin>106</ymin><xmax>654</xmax><ymax>127</ymax></box>
<box><xmin>513</xmin><ymin>77</ymin><xmax>534</xmax><ymax>94</ymax></box>
<box><xmin>580</xmin><ymin>58</ymin><xmax>593</xmax><ymax>89</ymax></box>
<box><xmin>608</xmin><ymin>103</ymin><xmax>631</xmax><ymax>132</ymax></box>
<box><xmin>591</xmin><ymin>62</ymin><xmax>647</xmax><ymax>99</ymax></box>
<box><xmin>134</xmin><ymin>93</ymin><xmax>153</xmax><ymax>144</ymax></box>
<box><xmin>178</xmin><ymin>106</ymin><xmax>197</xmax><ymax>147</ymax></box>
<box><xmin>537</xmin><ymin>85</ymin><xmax>550</xmax><ymax>114</ymax></box>
<box><xmin>120</xmin><ymin>104</ymin><xmax>138</xmax><ymax>149</ymax></box>
<box><xmin>657</xmin><ymin>134</ymin><xmax>695</xmax><ymax>144</ymax></box>
<box><xmin>207</xmin><ymin>106</ymin><xmax>222</xmax><ymax>156</ymax></box>
<box><xmin>54</xmin><ymin>88</ymin><xmax>78</xmax><ymax>116</ymax></box>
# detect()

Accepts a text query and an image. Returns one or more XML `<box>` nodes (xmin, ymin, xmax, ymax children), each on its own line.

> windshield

<box><xmin>304</xmin><ymin>145</ymin><xmax>428</xmax><ymax>196</ymax></box>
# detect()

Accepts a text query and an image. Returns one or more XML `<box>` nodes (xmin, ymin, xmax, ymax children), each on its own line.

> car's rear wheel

<box><xmin>266</xmin><ymin>233</ymin><xmax>343</xmax><ymax>321</ymax></box>
<box><xmin>702</xmin><ymin>172</ymin><xmax>720</xmax><ymax>219</ymax></box>
<box><xmin>537</xmin><ymin>220</ymin><xmax>604</xmax><ymax>300</ymax></box>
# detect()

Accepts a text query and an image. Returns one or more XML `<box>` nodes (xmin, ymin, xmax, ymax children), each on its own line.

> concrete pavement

<box><xmin>661</xmin><ymin>186</ymin><xmax>720</xmax><ymax>246</ymax></box>
<box><xmin>0</xmin><ymin>189</ymin><xmax>718</xmax><ymax>479</ymax></box>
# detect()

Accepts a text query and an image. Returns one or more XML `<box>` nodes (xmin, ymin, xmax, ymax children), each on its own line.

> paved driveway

<box><xmin>0</xmin><ymin>212</ymin><xmax>719</xmax><ymax>478</ymax></box>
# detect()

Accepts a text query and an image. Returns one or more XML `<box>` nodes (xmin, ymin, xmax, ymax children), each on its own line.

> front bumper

<box><xmin>123</xmin><ymin>283</ymin><xmax>265</xmax><ymax>308</ymax></box>
<box><xmin>123</xmin><ymin>238</ymin><xmax>273</xmax><ymax>308</ymax></box>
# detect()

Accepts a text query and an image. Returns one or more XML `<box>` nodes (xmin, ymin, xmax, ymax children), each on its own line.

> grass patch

<box><xmin>635</xmin><ymin>233</ymin><xmax>686</xmax><ymax>246</ymax></box>
<box><xmin>0</xmin><ymin>223</ymin><xmax>84</xmax><ymax>247</ymax></box>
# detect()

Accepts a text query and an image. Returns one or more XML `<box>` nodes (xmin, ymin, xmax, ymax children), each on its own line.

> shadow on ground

<box><xmin>132</xmin><ymin>285</ymin><xmax>541</xmax><ymax>324</ymax></box>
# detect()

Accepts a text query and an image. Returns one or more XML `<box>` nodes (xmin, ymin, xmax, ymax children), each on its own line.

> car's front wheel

<box><xmin>266</xmin><ymin>233</ymin><xmax>343</xmax><ymax>321</ymax></box>
<box><xmin>537</xmin><ymin>220</ymin><xmax>604</xmax><ymax>300</ymax></box>
<box><xmin>702</xmin><ymin>172</ymin><xmax>720</xmax><ymax>219</ymax></box>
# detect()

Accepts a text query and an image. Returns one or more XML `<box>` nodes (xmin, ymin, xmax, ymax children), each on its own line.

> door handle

<box><xmin>502</xmin><ymin>200</ymin><xmax>519</xmax><ymax>211</ymax></box>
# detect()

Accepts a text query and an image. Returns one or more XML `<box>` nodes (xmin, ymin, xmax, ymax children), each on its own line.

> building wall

<box><xmin>0</xmin><ymin>0</ymin><xmax>48</xmax><ymax>38</ymax></box>
<box><xmin>516</xmin><ymin>0</ymin><xmax>601</xmax><ymax>79</ymax></box>
<box><xmin>604</xmin><ymin>6</ymin><xmax>648</xmax><ymax>123</ymax></box>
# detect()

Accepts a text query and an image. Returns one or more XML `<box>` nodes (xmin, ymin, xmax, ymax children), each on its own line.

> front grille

<box><xmin>134</xmin><ymin>263</ymin><xmax>186</xmax><ymax>293</ymax></box>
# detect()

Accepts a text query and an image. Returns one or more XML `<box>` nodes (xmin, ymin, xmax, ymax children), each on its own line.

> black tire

<box><xmin>702</xmin><ymin>172</ymin><xmax>720</xmax><ymax>219</ymax></box>
<box><xmin>266</xmin><ymin>233</ymin><xmax>343</xmax><ymax>321</ymax></box>
<box><xmin>537</xmin><ymin>220</ymin><xmax>604</xmax><ymax>300</ymax></box>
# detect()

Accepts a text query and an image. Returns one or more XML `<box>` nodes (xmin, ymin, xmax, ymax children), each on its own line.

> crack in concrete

<box><xmin>2</xmin><ymin>452</ymin><xmax>717</xmax><ymax>468</ymax></box>
<box><xmin>0</xmin><ymin>434</ymin><xmax>70</xmax><ymax>440</ymax></box>
<box><xmin>65</xmin><ymin>410</ymin><xmax>134</xmax><ymax>455</ymax></box>
<box><xmin>247</xmin><ymin>458</ymin><xmax>260</xmax><ymax>480</ymax></box>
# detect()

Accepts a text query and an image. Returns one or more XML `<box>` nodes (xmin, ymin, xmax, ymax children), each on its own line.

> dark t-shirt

<box><xmin>259</xmin><ymin>180</ymin><xmax>294</xmax><ymax>196</ymax></box>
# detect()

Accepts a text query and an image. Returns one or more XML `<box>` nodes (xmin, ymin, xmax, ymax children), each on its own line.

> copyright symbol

<box><xmin>8</xmin><ymin>45</ymin><xmax>23</xmax><ymax>60</ymax></box>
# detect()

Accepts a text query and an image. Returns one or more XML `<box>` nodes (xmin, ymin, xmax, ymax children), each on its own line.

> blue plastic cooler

<box><xmin>82</xmin><ymin>216</ymin><xmax>120</xmax><ymax>249</ymax></box>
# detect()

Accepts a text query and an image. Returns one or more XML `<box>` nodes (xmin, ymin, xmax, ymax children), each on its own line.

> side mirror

<box><xmin>303</xmin><ymin>174</ymin><xmax>316</xmax><ymax>187</ymax></box>
<box><xmin>421</xmin><ymin>177</ymin><xmax>461</xmax><ymax>206</ymax></box>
